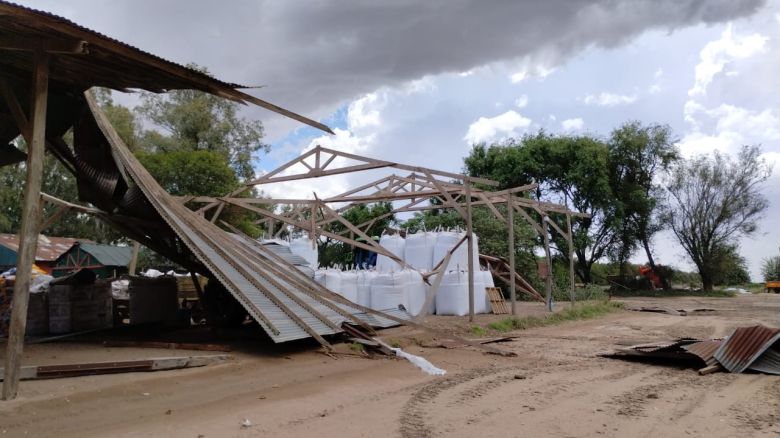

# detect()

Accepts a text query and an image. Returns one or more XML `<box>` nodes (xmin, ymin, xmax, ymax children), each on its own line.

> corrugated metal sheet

<box><xmin>626</xmin><ymin>338</ymin><xmax>701</xmax><ymax>353</ymax></box>
<box><xmin>713</xmin><ymin>325</ymin><xmax>780</xmax><ymax>373</ymax></box>
<box><xmin>75</xmin><ymin>243</ymin><xmax>133</xmax><ymax>267</ymax></box>
<box><xmin>682</xmin><ymin>340</ymin><xmax>723</xmax><ymax>367</ymax></box>
<box><xmin>87</xmin><ymin>98</ymin><xmax>407</xmax><ymax>345</ymax></box>
<box><xmin>0</xmin><ymin>234</ymin><xmax>84</xmax><ymax>262</ymax></box>
<box><xmin>749</xmin><ymin>348</ymin><xmax>780</xmax><ymax>375</ymax></box>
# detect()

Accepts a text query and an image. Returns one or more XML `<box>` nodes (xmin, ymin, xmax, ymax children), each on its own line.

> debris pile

<box><xmin>603</xmin><ymin>324</ymin><xmax>780</xmax><ymax>375</ymax></box>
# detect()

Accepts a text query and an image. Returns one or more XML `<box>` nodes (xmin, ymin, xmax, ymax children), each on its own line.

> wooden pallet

<box><xmin>486</xmin><ymin>287</ymin><xmax>509</xmax><ymax>314</ymax></box>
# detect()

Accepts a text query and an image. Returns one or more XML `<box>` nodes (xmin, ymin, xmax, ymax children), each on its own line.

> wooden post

<box><xmin>542</xmin><ymin>216</ymin><xmax>553</xmax><ymax>312</ymax></box>
<box><xmin>3</xmin><ymin>51</ymin><xmax>49</xmax><ymax>400</ymax></box>
<box><xmin>566</xmin><ymin>214</ymin><xmax>575</xmax><ymax>305</ymax></box>
<box><xmin>507</xmin><ymin>196</ymin><xmax>516</xmax><ymax>315</ymax></box>
<box><xmin>128</xmin><ymin>241</ymin><xmax>140</xmax><ymax>275</ymax></box>
<box><xmin>465</xmin><ymin>181</ymin><xmax>475</xmax><ymax>322</ymax></box>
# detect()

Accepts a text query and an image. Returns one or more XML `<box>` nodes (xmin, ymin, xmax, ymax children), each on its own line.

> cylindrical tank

<box><xmin>290</xmin><ymin>237</ymin><xmax>318</xmax><ymax>269</ymax></box>
<box><xmin>375</xmin><ymin>234</ymin><xmax>406</xmax><ymax>272</ymax></box>
<box><xmin>404</xmin><ymin>231</ymin><xmax>435</xmax><ymax>271</ymax></box>
<box><xmin>370</xmin><ymin>271</ymin><xmax>409</xmax><ymax>311</ymax></box>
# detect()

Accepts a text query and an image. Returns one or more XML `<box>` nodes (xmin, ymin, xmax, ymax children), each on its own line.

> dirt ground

<box><xmin>1</xmin><ymin>293</ymin><xmax>779</xmax><ymax>438</ymax></box>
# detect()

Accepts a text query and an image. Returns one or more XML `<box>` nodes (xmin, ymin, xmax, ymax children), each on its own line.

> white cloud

<box><xmin>678</xmin><ymin>103</ymin><xmax>780</xmax><ymax>156</ymax></box>
<box><xmin>583</xmin><ymin>92</ymin><xmax>638</xmax><ymax>106</ymax></box>
<box><xmin>515</xmin><ymin>94</ymin><xmax>529</xmax><ymax>108</ymax></box>
<box><xmin>561</xmin><ymin>117</ymin><xmax>584</xmax><ymax>131</ymax></box>
<box><xmin>464</xmin><ymin>110</ymin><xmax>532</xmax><ymax>144</ymax></box>
<box><xmin>346</xmin><ymin>92</ymin><xmax>383</xmax><ymax>129</ymax></box>
<box><xmin>648</xmin><ymin>84</ymin><xmax>662</xmax><ymax>94</ymax></box>
<box><xmin>510</xmin><ymin>71</ymin><xmax>528</xmax><ymax>83</ymax></box>
<box><xmin>688</xmin><ymin>25</ymin><xmax>768</xmax><ymax>96</ymax></box>
<box><xmin>654</xmin><ymin>68</ymin><xmax>664</xmax><ymax>79</ymax></box>
<box><xmin>509</xmin><ymin>64</ymin><xmax>557</xmax><ymax>83</ymax></box>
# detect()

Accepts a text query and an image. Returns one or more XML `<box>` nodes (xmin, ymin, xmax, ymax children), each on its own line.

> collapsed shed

<box><xmin>0</xmin><ymin>0</ymin><xmax>334</xmax><ymax>399</ymax></box>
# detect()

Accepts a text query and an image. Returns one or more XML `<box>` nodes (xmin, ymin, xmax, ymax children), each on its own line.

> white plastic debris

<box><xmin>391</xmin><ymin>348</ymin><xmax>446</xmax><ymax>376</ymax></box>
<box><xmin>240</xmin><ymin>418</ymin><xmax>252</xmax><ymax>428</ymax></box>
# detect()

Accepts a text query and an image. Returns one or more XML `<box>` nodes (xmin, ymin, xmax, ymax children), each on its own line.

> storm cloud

<box><xmin>20</xmin><ymin>0</ymin><xmax>766</xmax><ymax>136</ymax></box>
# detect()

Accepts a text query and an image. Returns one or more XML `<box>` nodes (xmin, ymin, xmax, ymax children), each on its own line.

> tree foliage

<box><xmin>318</xmin><ymin>202</ymin><xmax>395</xmax><ymax>268</ymax></box>
<box><xmin>662</xmin><ymin>145</ymin><xmax>771</xmax><ymax>290</ymax></box>
<box><xmin>762</xmin><ymin>256</ymin><xmax>780</xmax><ymax>282</ymax></box>
<box><xmin>465</xmin><ymin>132</ymin><xmax>618</xmax><ymax>283</ymax></box>
<box><xmin>607</xmin><ymin>121</ymin><xmax>678</xmax><ymax>278</ymax></box>
<box><xmin>137</xmin><ymin>65</ymin><xmax>268</xmax><ymax>181</ymax></box>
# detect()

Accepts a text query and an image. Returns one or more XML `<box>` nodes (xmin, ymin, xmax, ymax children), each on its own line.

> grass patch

<box><xmin>485</xmin><ymin>301</ymin><xmax>624</xmax><ymax>333</ymax></box>
<box><xmin>470</xmin><ymin>325</ymin><xmax>487</xmax><ymax>336</ymax></box>
<box><xmin>348</xmin><ymin>342</ymin><xmax>365</xmax><ymax>352</ymax></box>
<box><xmin>609</xmin><ymin>288</ymin><xmax>735</xmax><ymax>298</ymax></box>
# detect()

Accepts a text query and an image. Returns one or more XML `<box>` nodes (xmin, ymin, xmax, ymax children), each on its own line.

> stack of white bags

<box><xmin>315</xmin><ymin>230</ymin><xmax>494</xmax><ymax>317</ymax></box>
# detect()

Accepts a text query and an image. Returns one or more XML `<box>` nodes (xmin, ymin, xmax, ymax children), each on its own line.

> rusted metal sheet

<box><xmin>682</xmin><ymin>340</ymin><xmax>723</xmax><ymax>367</ymax></box>
<box><xmin>0</xmin><ymin>233</ymin><xmax>84</xmax><ymax>263</ymax></box>
<box><xmin>713</xmin><ymin>325</ymin><xmax>780</xmax><ymax>373</ymax></box>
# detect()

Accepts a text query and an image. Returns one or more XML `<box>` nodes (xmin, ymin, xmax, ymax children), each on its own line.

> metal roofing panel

<box><xmin>713</xmin><ymin>325</ymin><xmax>780</xmax><ymax>373</ymax></box>
<box><xmin>75</xmin><ymin>243</ymin><xmax>133</xmax><ymax>267</ymax></box>
<box><xmin>682</xmin><ymin>339</ymin><xmax>723</xmax><ymax>367</ymax></box>
<box><xmin>0</xmin><ymin>233</ymin><xmax>85</xmax><ymax>262</ymax></box>
<box><xmin>748</xmin><ymin>348</ymin><xmax>780</xmax><ymax>375</ymax></box>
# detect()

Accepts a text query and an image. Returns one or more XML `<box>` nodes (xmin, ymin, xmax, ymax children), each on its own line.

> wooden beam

<box><xmin>0</xmin><ymin>37</ymin><xmax>88</xmax><ymax>54</ymax></box>
<box><xmin>507</xmin><ymin>196</ymin><xmax>517</xmax><ymax>315</ymax></box>
<box><xmin>37</xmin><ymin>204</ymin><xmax>69</xmax><ymax>234</ymax></box>
<box><xmin>128</xmin><ymin>241</ymin><xmax>141</xmax><ymax>275</ymax></box>
<box><xmin>465</xmin><ymin>181</ymin><xmax>475</xmax><ymax>323</ymax></box>
<box><xmin>3</xmin><ymin>51</ymin><xmax>49</xmax><ymax>400</ymax></box>
<box><xmin>566</xmin><ymin>214</ymin><xmax>576</xmax><ymax>305</ymax></box>
<box><xmin>542</xmin><ymin>216</ymin><xmax>553</xmax><ymax>313</ymax></box>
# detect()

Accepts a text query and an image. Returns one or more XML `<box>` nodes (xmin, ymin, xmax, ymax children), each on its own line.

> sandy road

<box><xmin>1</xmin><ymin>293</ymin><xmax>779</xmax><ymax>437</ymax></box>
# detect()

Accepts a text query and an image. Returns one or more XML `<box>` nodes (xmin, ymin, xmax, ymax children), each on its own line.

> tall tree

<box><xmin>607</xmin><ymin>121</ymin><xmax>679</xmax><ymax>279</ymax></box>
<box><xmin>137</xmin><ymin>65</ymin><xmax>268</xmax><ymax>181</ymax></box>
<box><xmin>465</xmin><ymin>132</ymin><xmax>619</xmax><ymax>283</ymax></box>
<box><xmin>762</xmin><ymin>256</ymin><xmax>780</xmax><ymax>282</ymax></box>
<box><xmin>662</xmin><ymin>145</ymin><xmax>771</xmax><ymax>291</ymax></box>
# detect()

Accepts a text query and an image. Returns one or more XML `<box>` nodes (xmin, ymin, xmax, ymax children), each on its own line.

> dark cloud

<box><xmin>20</xmin><ymin>0</ymin><xmax>766</xmax><ymax>135</ymax></box>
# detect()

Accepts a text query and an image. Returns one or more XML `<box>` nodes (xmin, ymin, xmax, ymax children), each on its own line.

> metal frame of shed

<box><xmin>188</xmin><ymin>145</ymin><xmax>589</xmax><ymax>320</ymax></box>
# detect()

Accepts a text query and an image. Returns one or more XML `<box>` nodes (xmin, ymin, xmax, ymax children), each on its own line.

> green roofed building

<box><xmin>51</xmin><ymin>242</ymin><xmax>133</xmax><ymax>279</ymax></box>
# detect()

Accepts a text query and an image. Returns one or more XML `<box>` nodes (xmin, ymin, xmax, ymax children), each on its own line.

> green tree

<box><xmin>465</xmin><ymin>132</ymin><xmax>619</xmax><ymax>283</ymax></box>
<box><xmin>711</xmin><ymin>244</ymin><xmax>751</xmax><ymax>286</ymax></box>
<box><xmin>317</xmin><ymin>202</ymin><xmax>395</xmax><ymax>267</ymax></box>
<box><xmin>137</xmin><ymin>65</ymin><xmax>268</xmax><ymax>181</ymax></box>
<box><xmin>662</xmin><ymin>145</ymin><xmax>771</xmax><ymax>291</ymax></box>
<box><xmin>762</xmin><ymin>256</ymin><xmax>780</xmax><ymax>282</ymax></box>
<box><xmin>607</xmin><ymin>121</ymin><xmax>679</xmax><ymax>281</ymax></box>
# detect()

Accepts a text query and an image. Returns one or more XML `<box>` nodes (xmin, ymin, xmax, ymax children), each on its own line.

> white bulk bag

<box><xmin>355</xmin><ymin>270</ymin><xmax>376</xmax><ymax>307</ymax></box>
<box><xmin>323</xmin><ymin>269</ymin><xmax>342</xmax><ymax>296</ymax></box>
<box><xmin>403</xmin><ymin>270</ymin><xmax>429</xmax><ymax>316</ymax></box>
<box><xmin>404</xmin><ymin>231</ymin><xmax>435</xmax><ymax>271</ymax></box>
<box><xmin>435</xmin><ymin>270</ymin><xmax>489</xmax><ymax>315</ymax></box>
<box><xmin>375</xmin><ymin>234</ymin><xmax>406</xmax><ymax>272</ymax></box>
<box><xmin>290</xmin><ymin>237</ymin><xmax>318</xmax><ymax>269</ymax></box>
<box><xmin>339</xmin><ymin>271</ymin><xmax>359</xmax><ymax>303</ymax></box>
<box><xmin>370</xmin><ymin>271</ymin><xmax>409</xmax><ymax>311</ymax></box>
<box><xmin>433</xmin><ymin>231</ymin><xmax>479</xmax><ymax>272</ymax></box>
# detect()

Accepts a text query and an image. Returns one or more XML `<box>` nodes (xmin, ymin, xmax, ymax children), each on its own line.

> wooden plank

<box><xmin>0</xmin><ymin>355</ymin><xmax>229</xmax><ymax>381</ymax></box>
<box><xmin>102</xmin><ymin>341</ymin><xmax>231</xmax><ymax>352</ymax></box>
<box><xmin>0</xmin><ymin>36</ymin><xmax>88</xmax><ymax>53</ymax></box>
<box><xmin>3</xmin><ymin>51</ymin><xmax>49</xmax><ymax>401</ymax></box>
<box><xmin>507</xmin><ymin>196</ymin><xmax>517</xmax><ymax>315</ymax></box>
<box><xmin>465</xmin><ymin>181</ymin><xmax>475</xmax><ymax>322</ymax></box>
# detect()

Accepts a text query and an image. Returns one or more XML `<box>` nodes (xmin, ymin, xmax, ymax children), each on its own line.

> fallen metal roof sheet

<box><xmin>682</xmin><ymin>340</ymin><xmax>723</xmax><ymax>367</ymax></box>
<box><xmin>84</xmin><ymin>96</ymin><xmax>406</xmax><ymax>346</ymax></box>
<box><xmin>713</xmin><ymin>325</ymin><xmax>780</xmax><ymax>373</ymax></box>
